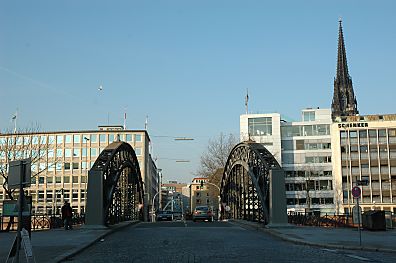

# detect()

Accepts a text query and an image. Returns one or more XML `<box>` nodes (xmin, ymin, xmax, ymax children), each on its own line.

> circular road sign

<box><xmin>352</xmin><ymin>186</ymin><xmax>361</xmax><ymax>198</ymax></box>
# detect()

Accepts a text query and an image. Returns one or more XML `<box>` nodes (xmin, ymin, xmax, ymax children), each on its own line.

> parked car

<box><xmin>156</xmin><ymin>210</ymin><xmax>173</xmax><ymax>221</ymax></box>
<box><xmin>192</xmin><ymin>206</ymin><xmax>213</xmax><ymax>222</ymax></box>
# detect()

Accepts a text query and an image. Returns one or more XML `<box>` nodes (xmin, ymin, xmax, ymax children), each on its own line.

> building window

<box><xmin>73</xmin><ymin>149</ymin><xmax>79</xmax><ymax>157</ymax></box>
<box><xmin>65</xmin><ymin>135</ymin><xmax>72</xmax><ymax>144</ymax></box>
<box><xmin>99</xmin><ymin>134</ymin><xmax>106</xmax><ymax>143</ymax></box>
<box><xmin>91</xmin><ymin>148</ymin><xmax>97</xmax><ymax>157</ymax></box>
<box><xmin>126</xmin><ymin>134</ymin><xmax>132</xmax><ymax>142</ymax></box>
<box><xmin>303</xmin><ymin>111</ymin><xmax>315</xmax><ymax>122</ymax></box>
<box><xmin>296</xmin><ymin>140</ymin><xmax>304</xmax><ymax>150</ymax></box>
<box><xmin>65</xmin><ymin>149</ymin><xmax>72</xmax><ymax>158</ymax></box>
<box><xmin>248</xmin><ymin>117</ymin><xmax>272</xmax><ymax>136</ymax></box>
<box><xmin>56</xmin><ymin>135</ymin><xmax>63</xmax><ymax>144</ymax></box>
<box><xmin>73</xmin><ymin>135</ymin><xmax>81</xmax><ymax>144</ymax></box>
<box><xmin>135</xmin><ymin>134</ymin><xmax>142</xmax><ymax>142</ymax></box>
<box><xmin>135</xmin><ymin>147</ymin><xmax>142</xmax><ymax>156</ymax></box>
<box><xmin>90</xmin><ymin>134</ymin><xmax>97</xmax><ymax>143</ymax></box>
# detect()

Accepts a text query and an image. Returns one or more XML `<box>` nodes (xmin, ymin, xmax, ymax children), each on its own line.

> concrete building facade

<box><xmin>0</xmin><ymin>126</ymin><xmax>159</xmax><ymax>216</ymax></box>
<box><xmin>332</xmin><ymin>115</ymin><xmax>396</xmax><ymax>214</ymax></box>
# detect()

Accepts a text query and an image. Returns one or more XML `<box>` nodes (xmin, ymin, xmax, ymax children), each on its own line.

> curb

<box><xmin>229</xmin><ymin>220</ymin><xmax>396</xmax><ymax>254</ymax></box>
<box><xmin>55</xmin><ymin>221</ymin><xmax>141</xmax><ymax>262</ymax></box>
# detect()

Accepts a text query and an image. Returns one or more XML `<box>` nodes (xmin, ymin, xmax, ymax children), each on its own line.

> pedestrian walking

<box><xmin>61</xmin><ymin>201</ymin><xmax>73</xmax><ymax>230</ymax></box>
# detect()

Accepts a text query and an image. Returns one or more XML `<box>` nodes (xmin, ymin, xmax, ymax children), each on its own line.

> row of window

<box><xmin>31</xmin><ymin>175</ymin><xmax>87</xmax><ymax>184</ymax></box>
<box><xmin>286</xmin><ymin>180</ymin><xmax>333</xmax><ymax>191</ymax></box>
<box><xmin>285</xmin><ymin>170</ymin><xmax>332</xmax><ymax>177</ymax></box>
<box><xmin>248</xmin><ymin>117</ymin><xmax>273</xmax><ymax>136</ymax></box>
<box><xmin>340</xmin><ymin>129</ymin><xmax>396</xmax><ymax>139</ymax></box>
<box><xmin>0</xmin><ymin>133</ymin><xmax>142</xmax><ymax>146</ymax></box>
<box><xmin>305</xmin><ymin>156</ymin><xmax>332</xmax><ymax>164</ymax></box>
<box><xmin>281</xmin><ymin>124</ymin><xmax>330</xmax><ymax>137</ymax></box>
<box><xmin>1</xmin><ymin>146</ymin><xmax>142</xmax><ymax>161</ymax></box>
<box><xmin>287</xmin><ymin>197</ymin><xmax>334</xmax><ymax>205</ymax></box>
<box><xmin>282</xmin><ymin>140</ymin><xmax>331</xmax><ymax>151</ymax></box>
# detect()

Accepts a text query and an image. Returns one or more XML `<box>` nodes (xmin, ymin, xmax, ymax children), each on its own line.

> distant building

<box><xmin>190</xmin><ymin>177</ymin><xmax>219</xmax><ymax>214</ymax></box>
<box><xmin>0</xmin><ymin>126</ymin><xmax>159</xmax><ymax>215</ymax></box>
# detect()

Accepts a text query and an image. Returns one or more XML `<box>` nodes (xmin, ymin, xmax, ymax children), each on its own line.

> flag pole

<box><xmin>245</xmin><ymin>89</ymin><xmax>249</xmax><ymax>114</ymax></box>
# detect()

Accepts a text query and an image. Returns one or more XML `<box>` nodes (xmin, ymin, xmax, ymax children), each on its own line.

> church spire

<box><xmin>331</xmin><ymin>19</ymin><xmax>359</xmax><ymax>120</ymax></box>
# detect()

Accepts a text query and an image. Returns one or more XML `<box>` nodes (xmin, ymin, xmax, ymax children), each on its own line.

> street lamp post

<box><xmin>83</xmin><ymin>137</ymin><xmax>90</xmax><ymax>214</ymax></box>
<box><xmin>54</xmin><ymin>188</ymin><xmax>64</xmax><ymax>215</ymax></box>
<box><xmin>151</xmin><ymin>191</ymin><xmax>160</xmax><ymax>222</ymax></box>
<box><xmin>205</xmin><ymin>182</ymin><xmax>221</xmax><ymax>221</ymax></box>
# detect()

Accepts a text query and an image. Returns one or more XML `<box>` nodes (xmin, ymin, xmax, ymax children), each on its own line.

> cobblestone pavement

<box><xmin>64</xmin><ymin>221</ymin><xmax>396</xmax><ymax>263</ymax></box>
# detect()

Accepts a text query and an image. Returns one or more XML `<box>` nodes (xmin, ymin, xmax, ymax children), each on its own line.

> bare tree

<box><xmin>196</xmin><ymin>133</ymin><xmax>238</xmax><ymax>178</ymax></box>
<box><xmin>0</xmin><ymin>126</ymin><xmax>57</xmax><ymax>229</ymax></box>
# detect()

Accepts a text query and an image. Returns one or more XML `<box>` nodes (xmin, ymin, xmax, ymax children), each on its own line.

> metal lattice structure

<box><xmin>220</xmin><ymin>141</ymin><xmax>281</xmax><ymax>224</ymax></box>
<box><xmin>90</xmin><ymin>141</ymin><xmax>144</xmax><ymax>225</ymax></box>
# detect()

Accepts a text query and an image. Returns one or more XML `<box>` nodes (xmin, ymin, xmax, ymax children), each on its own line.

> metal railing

<box><xmin>1</xmin><ymin>213</ymin><xmax>85</xmax><ymax>232</ymax></box>
<box><xmin>288</xmin><ymin>212</ymin><xmax>355</xmax><ymax>228</ymax></box>
<box><xmin>288</xmin><ymin>211</ymin><xmax>396</xmax><ymax>229</ymax></box>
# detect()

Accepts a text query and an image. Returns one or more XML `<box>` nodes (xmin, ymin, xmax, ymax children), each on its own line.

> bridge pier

<box><xmin>267</xmin><ymin>169</ymin><xmax>290</xmax><ymax>228</ymax></box>
<box><xmin>84</xmin><ymin>170</ymin><xmax>107</xmax><ymax>228</ymax></box>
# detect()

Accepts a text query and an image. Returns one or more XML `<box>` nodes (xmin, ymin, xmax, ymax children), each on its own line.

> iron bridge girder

<box><xmin>89</xmin><ymin>141</ymin><xmax>144</xmax><ymax>225</ymax></box>
<box><xmin>220</xmin><ymin>141</ymin><xmax>282</xmax><ymax>224</ymax></box>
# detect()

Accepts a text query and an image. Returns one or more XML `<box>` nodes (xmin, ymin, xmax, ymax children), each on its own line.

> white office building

<box><xmin>240</xmin><ymin>108</ymin><xmax>335</xmax><ymax>215</ymax></box>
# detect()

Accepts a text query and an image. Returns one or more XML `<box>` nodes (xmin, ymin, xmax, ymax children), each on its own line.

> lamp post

<box><xmin>151</xmin><ymin>191</ymin><xmax>160</xmax><ymax>222</ymax></box>
<box><xmin>54</xmin><ymin>188</ymin><xmax>64</xmax><ymax>215</ymax></box>
<box><xmin>83</xmin><ymin>137</ymin><xmax>90</xmax><ymax>214</ymax></box>
<box><xmin>205</xmin><ymin>182</ymin><xmax>221</xmax><ymax>221</ymax></box>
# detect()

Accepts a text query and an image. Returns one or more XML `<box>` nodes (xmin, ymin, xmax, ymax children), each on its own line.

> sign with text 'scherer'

<box><xmin>352</xmin><ymin>186</ymin><xmax>361</xmax><ymax>198</ymax></box>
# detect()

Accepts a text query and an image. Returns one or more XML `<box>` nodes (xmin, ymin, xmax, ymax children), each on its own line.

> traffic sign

<box><xmin>352</xmin><ymin>186</ymin><xmax>361</xmax><ymax>198</ymax></box>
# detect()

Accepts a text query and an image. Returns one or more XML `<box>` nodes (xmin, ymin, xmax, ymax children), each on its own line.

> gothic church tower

<box><xmin>331</xmin><ymin>19</ymin><xmax>359</xmax><ymax>120</ymax></box>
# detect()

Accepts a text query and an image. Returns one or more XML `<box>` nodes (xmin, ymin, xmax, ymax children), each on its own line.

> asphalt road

<box><xmin>64</xmin><ymin>221</ymin><xmax>396</xmax><ymax>263</ymax></box>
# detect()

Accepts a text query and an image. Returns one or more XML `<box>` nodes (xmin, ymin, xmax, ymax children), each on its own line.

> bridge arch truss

<box><xmin>220</xmin><ymin>142</ymin><xmax>282</xmax><ymax>224</ymax></box>
<box><xmin>89</xmin><ymin>141</ymin><xmax>144</xmax><ymax>225</ymax></box>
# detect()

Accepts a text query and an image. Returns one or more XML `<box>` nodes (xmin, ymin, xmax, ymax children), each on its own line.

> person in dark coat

<box><xmin>61</xmin><ymin>201</ymin><xmax>73</xmax><ymax>230</ymax></box>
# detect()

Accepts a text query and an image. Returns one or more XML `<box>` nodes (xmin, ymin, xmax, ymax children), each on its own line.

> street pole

<box><xmin>357</xmin><ymin>197</ymin><xmax>362</xmax><ymax>246</ymax></box>
<box><xmin>16</xmin><ymin>161</ymin><xmax>25</xmax><ymax>263</ymax></box>
<box><xmin>151</xmin><ymin>192</ymin><xmax>159</xmax><ymax>222</ymax></box>
<box><xmin>84</xmin><ymin>137</ymin><xmax>90</xmax><ymax>214</ymax></box>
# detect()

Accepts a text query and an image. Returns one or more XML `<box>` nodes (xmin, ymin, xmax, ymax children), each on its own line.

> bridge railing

<box><xmin>288</xmin><ymin>211</ymin><xmax>396</xmax><ymax>229</ymax></box>
<box><xmin>288</xmin><ymin>212</ymin><xmax>354</xmax><ymax>228</ymax></box>
<box><xmin>0</xmin><ymin>213</ymin><xmax>85</xmax><ymax>232</ymax></box>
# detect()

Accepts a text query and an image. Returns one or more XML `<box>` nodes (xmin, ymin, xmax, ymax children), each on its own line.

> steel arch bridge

<box><xmin>87</xmin><ymin>141</ymin><xmax>144</xmax><ymax>226</ymax></box>
<box><xmin>220</xmin><ymin>141</ymin><xmax>282</xmax><ymax>224</ymax></box>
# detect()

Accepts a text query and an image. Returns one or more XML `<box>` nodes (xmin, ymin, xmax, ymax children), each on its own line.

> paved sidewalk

<box><xmin>0</xmin><ymin>221</ymin><xmax>139</xmax><ymax>263</ymax></box>
<box><xmin>231</xmin><ymin>220</ymin><xmax>396</xmax><ymax>253</ymax></box>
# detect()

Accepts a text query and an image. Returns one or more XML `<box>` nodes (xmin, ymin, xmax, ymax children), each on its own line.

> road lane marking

<box><xmin>346</xmin><ymin>254</ymin><xmax>371</xmax><ymax>261</ymax></box>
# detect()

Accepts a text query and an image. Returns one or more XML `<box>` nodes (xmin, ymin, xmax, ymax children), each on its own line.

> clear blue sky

<box><xmin>1</xmin><ymin>1</ymin><xmax>395</xmax><ymax>183</ymax></box>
